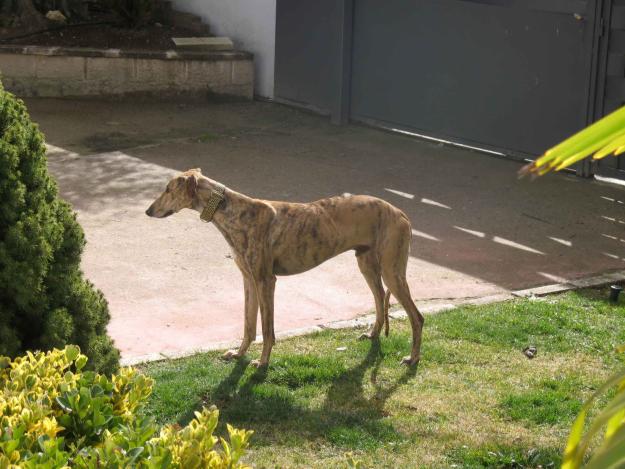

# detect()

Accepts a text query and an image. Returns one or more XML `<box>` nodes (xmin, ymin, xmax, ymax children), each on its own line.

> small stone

<box><xmin>46</xmin><ymin>10</ymin><xmax>67</xmax><ymax>23</ymax></box>
<box><xmin>336</xmin><ymin>346</ymin><xmax>347</xmax><ymax>351</ymax></box>
<box><xmin>523</xmin><ymin>346</ymin><xmax>537</xmax><ymax>359</ymax></box>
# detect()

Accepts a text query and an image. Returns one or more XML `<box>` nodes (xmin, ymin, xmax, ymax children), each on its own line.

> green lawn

<box><xmin>140</xmin><ymin>288</ymin><xmax>625</xmax><ymax>468</ymax></box>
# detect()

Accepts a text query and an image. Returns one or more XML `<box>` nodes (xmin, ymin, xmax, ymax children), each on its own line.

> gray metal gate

<box><xmin>350</xmin><ymin>0</ymin><xmax>597</xmax><ymax>157</ymax></box>
<box><xmin>275</xmin><ymin>0</ymin><xmax>602</xmax><ymax>159</ymax></box>
<box><xmin>274</xmin><ymin>1</ymin><xmax>347</xmax><ymax>116</ymax></box>
<box><xmin>594</xmin><ymin>0</ymin><xmax>625</xmax><ymax>178</ymax></box>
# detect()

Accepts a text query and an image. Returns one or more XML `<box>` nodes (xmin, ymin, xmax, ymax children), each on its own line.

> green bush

<box><xmin>0</xmin><ymin>346</ymin><xmax>253</xmax><ymax>467</ymax></box>
<box><xmin>0</xmin><ymin>83</ymin><xmax>119</xmax><ymax>374</ymax></box>
<box><xmin>562</xmin><ymin>344</ymin><xmax>625</xmax><ymax>469</ymax></box>
<box><xmin>104</xmin><ymin>0</ymin><xmax>158</xmax><ymax>26</ymax></box>
<box><xmin>32</xmin><ymin>0</ymin><xmax>88</xmax><ymax>19</ymax></box>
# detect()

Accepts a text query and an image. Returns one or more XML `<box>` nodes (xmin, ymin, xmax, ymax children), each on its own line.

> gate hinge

<box><xmin>599</xmin><ymin>17</ymin><xmax>605</xmax><ymax>37</ymax></box>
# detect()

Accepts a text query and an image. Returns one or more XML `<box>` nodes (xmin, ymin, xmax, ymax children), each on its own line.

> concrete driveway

<box><xmin>26</xmin><ymin>97</ymin><xmax>625</xmax><ymax>363</ymax></box>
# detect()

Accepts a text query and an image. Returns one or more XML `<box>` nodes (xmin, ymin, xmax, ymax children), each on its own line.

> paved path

<box><xmin>27</xmin><ymin>98</ymin><xmax>625</xmax><ymax>362</ymax></box>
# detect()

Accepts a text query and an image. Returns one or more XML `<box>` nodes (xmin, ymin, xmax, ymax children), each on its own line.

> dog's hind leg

<box><xmin>381</xmin><ymin>221</ymin><xmax>424</xmax><ymax>366</ymax></box>
<box><xmin>382</xmin><ymin>271</ymin><xmax>423</xmax><ymax>366</ymax></box>
<box><xmin>223</xmin><ymin>272</ymin><xmax>258</xmax><ymax>360</ymax></box>
<box><xmin>356</xmin><ymin>250</ymin><xmax>388</xmax><ymax>340</ymax></box>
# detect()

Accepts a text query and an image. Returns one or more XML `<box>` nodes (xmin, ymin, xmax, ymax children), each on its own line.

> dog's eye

<box><xmin>165</xmin><ymin>187</ymin><xmax>171</xmax><ymax>193</ymax></box>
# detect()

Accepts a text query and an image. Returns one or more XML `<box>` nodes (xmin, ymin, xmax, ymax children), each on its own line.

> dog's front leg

<box><xmin>250</xmin><ymin>275</ymin><xmax>276</xmax><ymax>368</ymax></box>
<box><xmin>223</xmin><ymin>272</ymin><xmax>258</xmax><ymax>360</ymax></box>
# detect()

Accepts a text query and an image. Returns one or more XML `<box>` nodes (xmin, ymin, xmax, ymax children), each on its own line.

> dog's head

<box><xmin>145</xmin><ymin>168</ymin><xmax>201</xmax><ymax>218</ymax></box>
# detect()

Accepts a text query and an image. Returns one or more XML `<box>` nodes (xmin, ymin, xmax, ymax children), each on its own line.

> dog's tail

<box><xmin>384</xmin><ymin>289</ymin><xmax>391</xmax><ymax>337</ymax></box>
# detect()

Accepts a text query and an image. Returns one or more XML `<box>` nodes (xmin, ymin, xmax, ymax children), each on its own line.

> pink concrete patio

<box><xmin>27</xmin><ymin>97</ymin><xmax>625</xmax><ymax>363</ymax></box>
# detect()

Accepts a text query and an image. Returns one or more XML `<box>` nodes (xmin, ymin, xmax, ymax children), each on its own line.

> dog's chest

<box><xmin>270</xmin><ymin>223</ymin><xmax>346</xmax><ymax>275</ymax></box>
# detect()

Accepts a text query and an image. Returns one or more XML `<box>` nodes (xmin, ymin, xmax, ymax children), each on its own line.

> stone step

<box><xmin>172</xmin><ymin>37</ymin><xmax>234</xmax><ymax>51</ymax></box>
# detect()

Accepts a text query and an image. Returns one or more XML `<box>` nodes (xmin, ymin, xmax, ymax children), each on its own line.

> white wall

<box><xmin>173</xmin><ymin>0</ymin><xmax>276</xmax><ymax>98</ymax></box>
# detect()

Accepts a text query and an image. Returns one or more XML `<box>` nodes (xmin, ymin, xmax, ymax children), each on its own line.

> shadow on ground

<box><xmin>178</xmin><ymin>340</ymin><xmax>416</xmax><ymax>449</ymax></box>
<box><xmin>24</xmin><ymin>97</ymin><xmax>625</xmax><ymax>359</ymax></box>
<box><xmin>31</xmin><ymin>98</ymin><xmax>625</xmax><ymax>291</ymax></box>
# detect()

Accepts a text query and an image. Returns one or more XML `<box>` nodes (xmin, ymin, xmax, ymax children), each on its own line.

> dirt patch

<box><xmin>0</xmin><ymin>23</ymin><xmax>207</xmax><ymax>50</ymax></box>
<box><xmin>81</xmin><ymin>131</ymin><xmax>155</xmax><ymax>152</ymax></box>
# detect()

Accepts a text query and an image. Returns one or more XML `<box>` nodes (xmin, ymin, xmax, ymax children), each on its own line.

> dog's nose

<box><xmin>145</xmin><ymin>207</ymin><xmax>153</xmax><ymax>217</ymax></box>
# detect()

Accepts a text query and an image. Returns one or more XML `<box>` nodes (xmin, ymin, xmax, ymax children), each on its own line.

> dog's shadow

<box><xmin>180</xmin><ymin>340</ymin><xmax>417</xmax><ymax>446</ymax></box>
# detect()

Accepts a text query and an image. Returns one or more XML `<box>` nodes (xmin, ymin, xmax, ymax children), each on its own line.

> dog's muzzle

<box><xmin>145</xmin><ymin>206</ymin><xmax>173</xmax><ymax>218</ymax></box>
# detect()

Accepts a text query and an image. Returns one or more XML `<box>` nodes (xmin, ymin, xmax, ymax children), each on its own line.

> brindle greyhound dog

<box><xmin>146</xmin><ymin>168</ymin><xmax>424</xmax><ymax>368</ymax></box>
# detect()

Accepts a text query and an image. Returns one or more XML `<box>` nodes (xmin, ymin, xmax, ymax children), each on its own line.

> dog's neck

<box><xmin>193</xmin><ymin>177</ymin><xmax>251</xmax><ymax>230</ymax></box>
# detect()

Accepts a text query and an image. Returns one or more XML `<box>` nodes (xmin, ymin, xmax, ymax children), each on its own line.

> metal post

<box><xmin>331</xmin><ymin>0</ymin><xmax>354</xmax><ymax>125</ymax></box>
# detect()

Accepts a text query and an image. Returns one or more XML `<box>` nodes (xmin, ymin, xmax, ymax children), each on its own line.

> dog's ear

<box><xmin>186</xmin><ymin>174</ymin><xmax>198</xmax><ymax>198</ymax></box>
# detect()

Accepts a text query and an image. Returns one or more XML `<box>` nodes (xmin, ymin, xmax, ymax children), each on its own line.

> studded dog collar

<box><xmin>200</xmin><ymin>183</ymin><xmax>226</xmax><ymax>223</ymax></box>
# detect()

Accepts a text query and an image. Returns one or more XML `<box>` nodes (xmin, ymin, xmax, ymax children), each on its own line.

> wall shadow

<box><xmin>32</xmin><ymin>97</ymin><xmax>625</xmax><ymax>293</ymax></box>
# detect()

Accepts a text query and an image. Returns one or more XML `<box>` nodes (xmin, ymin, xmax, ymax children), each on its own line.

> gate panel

<box><xmin>350</xmin><ymin>0</ymin><xmax>597</xmax><ymax>156</ymax></box>
<box><xmin>274</xmin><ymin>1</ymin><xmax>345</xmax><ymax>114</ymax></box>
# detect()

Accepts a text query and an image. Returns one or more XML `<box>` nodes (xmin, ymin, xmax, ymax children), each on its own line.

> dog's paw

<box><xmin>250</xmin><ymin>359</ymin><xmax>268</xmax><ymax>369</ymax></box>
<box><xmin>222</xmin><ymin>349</ymin><xmax>241</xmax><ymax>361</ymax></box>
<box><xmin>359</xmin><ymin>332</ymin><xmax>379</xmax><ymax>341</ymax></box>
<box><xmin>400</xmin><ymin>355</ymin><xmax>419</xmax><ymax>366</ymax></box>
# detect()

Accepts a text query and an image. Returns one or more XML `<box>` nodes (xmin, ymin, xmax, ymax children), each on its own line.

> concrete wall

<box><xmin>0</xmin><ymin>46</ymin><xmax>253</xmax><ymax>99</ymax></box>
<box><xmin>172</xmin><ymin>0</ymin><xmax>276</xmax><ymax>98</ymax></box>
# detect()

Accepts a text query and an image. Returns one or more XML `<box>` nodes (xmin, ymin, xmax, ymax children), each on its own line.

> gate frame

<box><xmin>588</xmin><ymin>0</ymin><xmax>625</xmax><ymax>179</ymax></box>
<box><xmin>331</xmin><ymin>0</ymin><xmax>354</xmax><ymax>125</ymax></box>
<box><xmin>579</xmin><ymin>0</ymin><xmax>611</xmax><ymax>177</ymax></box>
